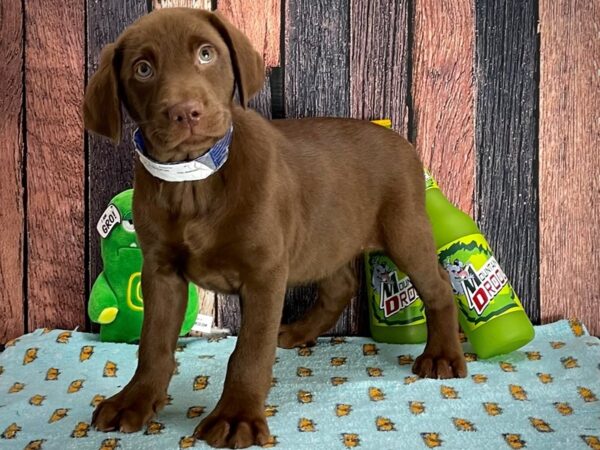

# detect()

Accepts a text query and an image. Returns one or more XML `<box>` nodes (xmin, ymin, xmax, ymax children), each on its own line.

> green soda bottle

<box><xmin>365</xmin><ymin>118</ymin><xmax>427</xmax><ymax>344</ymax></box>
<box><xmin>364</xmin><ymin>252</ymin><xmax>428</xmax><ymax>344</ymax></box>
<box><xmin>425</xmin><ymin>171</ymin><xmax>534</xmax><ymax>358</ymax></box>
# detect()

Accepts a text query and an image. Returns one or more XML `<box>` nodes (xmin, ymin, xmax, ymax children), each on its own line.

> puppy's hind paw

<box><xmin>277</xmin><ymin>324</ymin><xmax>317</xmax><ymax>349</ymax></box>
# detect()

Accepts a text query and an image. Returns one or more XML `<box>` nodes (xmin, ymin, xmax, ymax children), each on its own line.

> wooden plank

<box><xmin>349</xmin><ymin>0</ymin><xmax>410</xmax><ymax>335</ymax></box>
<box><xmin>539</xmin><ymin>0</ymin><xmax>600</xmax><ymax>335</ymax></box>
<box><xmin>475</xmin><ymin>0</ymin><xmax>540</xmax><ymax>323</ymax></box>
<box><xmin>350</xmin><ymin>0</ymin><xmax>409</xmax><ymax>136</ymax></box>
<box><xmin>213</xmin><ymin>0</ymin><xmax>282</xmax><ymax>331</ymax></box>
<box><xmin>218</xmin><ymin>0</ymin><xmax>280</xmax><ymax>118</ymax></box>
<box><xmin>248</xmin><ymin>78</ymin><xmax>273</xmax><ymax>120</ymax></box>
<box><xmin>285</xmin><ymin>0</ymin><xmax>350</xmax><ymax>119</ymax></box>
<box><xmin>216</xmin><ymin>294</ymin><xmax>241</xmax><ymax>335</ymax></box>
<box><xmin>282</xmin><ymin>0</ymin><xmax>351</xmax><ymax>335</ymax></box>
<box><xmin>218</xmin><ymin>0</ymin><xmax>280</xmax><ymax>68</ymax></box>
<box><xmin>0</xmin><ymin>1</ymin><xmax>25</xmax><ymax>342</ymax></box>
<box><xmin>153</xmin><ymin>0</ymin><xmax>211</xmax><ymax>10</ymax></box>
<box><xmin>25</xmin><ymin>0</ymin><xmax>86</xmax><ymax>331</ymax></box>
<box><xmin>87</xmin><ymin>1</ymin><xmax>148</xmax><ymax>303</ymax></box>
<box><xmin>411</xmin><ymin>0</ymin><xmax>475</xmax><ymax>215</ymax></box>
<box><xmin>154</xmin><ymin>0</ymin><xmax>220</xmax><ymax>333</ymax></box>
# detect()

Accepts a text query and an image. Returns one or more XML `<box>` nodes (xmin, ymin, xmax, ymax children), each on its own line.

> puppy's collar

<box><xmin>132</xmin><ymin>127</ymin><xmax>233</xmax><ymax>182</ymax></box>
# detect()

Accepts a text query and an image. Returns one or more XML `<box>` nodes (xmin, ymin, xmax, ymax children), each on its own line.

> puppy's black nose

<box><xmin>168</xmin><ymin>101</ymin><xmax>203</xmax><ymax>125</ymax></box>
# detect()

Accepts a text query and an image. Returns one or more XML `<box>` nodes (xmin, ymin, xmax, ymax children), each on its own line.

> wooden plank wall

<box><xmin>539</xmin><ymin>0</ymin><xmax>600</xmax><ymax>334</ymax></box>
<box><xmin>283</xmin><ymin>0</ymin><xmax>350</xmax><ymax>333</ymax></box>
<box><xmin>154</xmin><ymin>0</ymin><xmax>212</xmax><ymax>7</ymax></box>
<box><xmin>0</xmin><ymin>2</ymin><xmax>25</xmax><ymax>340</ymax></box>
<box><xmin>25</xmin><ymin>0</ymin><xmax>86</xmax><ymax>331</ymax></box>
<box><xmin>217</xmin><ymin>0</ymin><xmax>279</xmax><ymax>117</ymax></box>
<box><xmin>349</xmin><ymin>0</ymin><xmax>410</xmax><ymax>335</ymax></box>
<box><xmin>1</xmin><ymin>0</ymin><xmax>599</xmax><ymax>343</ymax></box>
<box><xmin>475</xmin><ymin>0</ymin><xmax>540</xmax><ymax>323</ymax></box>
<box><xmin>411</xmin><ymin>0</ymin><xmax>475</xmax><ymax>215</ymax></box>
<box><xmin>213</xmin><ymin>0</ymin><xmax>281</xmax><ymax>333</ymax></box>
<box><xmin>350</xmin><ymin>0</ymin><xmax>409</xmax><ymax>136</ymax></box>
<box><xmin>87</xmin><ymin>1</ymin><xmax>149</xmax><ymax>324</ymax></box>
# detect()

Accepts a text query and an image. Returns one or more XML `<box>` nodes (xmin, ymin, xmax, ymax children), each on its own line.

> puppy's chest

<box><xmin>179</xmin><ymin>220</ymin><xmax>243</xmax><ymax>295</ymax></box>
<box><xmin>183</xmin><ymin>254</ymin><xmax>242</xmax><ymax>295</ymax></box>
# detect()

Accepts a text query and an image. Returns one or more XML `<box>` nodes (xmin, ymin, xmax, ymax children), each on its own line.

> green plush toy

<box><xmin>88</xmin><ymin>189</ymin><xmax>199</xmax><ymax>343</ymax></box>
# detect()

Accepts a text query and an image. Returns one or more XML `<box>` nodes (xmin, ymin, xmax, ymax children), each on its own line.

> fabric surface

<box><xmin>0</xmin><ymin>320</ymin><xmax>598</xmax><ymax>450</ymax></box>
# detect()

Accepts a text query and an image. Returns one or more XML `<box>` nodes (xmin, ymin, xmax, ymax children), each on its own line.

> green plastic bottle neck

<box><xmin>425</xmin><ymin>186</ymin><xmax>481</xmax><ymax>249</ymax></box>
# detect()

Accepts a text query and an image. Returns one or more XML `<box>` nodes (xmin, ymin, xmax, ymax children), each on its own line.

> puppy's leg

<box><xmin>195</xmin><ymin>269</ymin><xmax>286</xmax><ymax>449</ymax></box>
<box><xmin>92</xmin><ymin>261</ymin><xmax>187</xmax><ymax>432</ymax></box>
<box><xmin>278</xmin><ymin>264</ymin><xmax>357</xmax><ymax>348</ymax></box>
<box><xmin>383</xmin><ymin>213</ymin><xmax>467</xmax><ymax>379</ymax></box>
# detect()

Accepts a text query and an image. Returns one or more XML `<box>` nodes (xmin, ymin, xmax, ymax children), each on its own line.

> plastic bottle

<box><xmin>424</xmin><ymin>171</ymin><xmax>534</xmax><ymax>358</ymax></box>
<box><xmin>365</xmin><ymin>119</ymin><xmax>427</xmax><ymax>344</ymax></box>
<box><xmin>365</xmin><ymin>251</ymin><xmax>428</xmax><ymax>344</ymax></box>
<box><xmin>365</xmin><ymin>119</ymin><xmax>534</xmax><ymax>355</ymax></box>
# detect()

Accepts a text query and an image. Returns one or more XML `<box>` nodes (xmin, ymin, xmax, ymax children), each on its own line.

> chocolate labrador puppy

<box><xmin>84</xmin><ymin>7</ymin><xmax>467</xmax><ymax>448</ymax></box>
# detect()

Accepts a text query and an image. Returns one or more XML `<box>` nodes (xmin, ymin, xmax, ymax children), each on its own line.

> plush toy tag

<box><xmin>191</xmin><ymin>314</ymin><xmax>214</xmax><ymax>334</ymax></box>
<box><xmin>97</xmin><ymin>204</ymin><xmax>121</xmax><ymax>238</ymax></box>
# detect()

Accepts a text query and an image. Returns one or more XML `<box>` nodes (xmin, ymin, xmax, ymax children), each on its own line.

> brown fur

<box><xmin>84</xmin><ymin>8</ymin><xmax>466</xmax><ymax>448</ymax></box>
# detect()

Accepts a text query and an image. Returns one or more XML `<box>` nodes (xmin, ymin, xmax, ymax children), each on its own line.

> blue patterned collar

<box><xmin>132</xmin><ymin>126</ymin><xmax>233</xmax><ymax>182</ymax></box>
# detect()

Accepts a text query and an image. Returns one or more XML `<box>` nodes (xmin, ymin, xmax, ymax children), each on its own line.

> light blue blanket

<box><xmin>0</xmin><ymin>320</ymin><xmax>598</xmax><ymax>449</ymax></box>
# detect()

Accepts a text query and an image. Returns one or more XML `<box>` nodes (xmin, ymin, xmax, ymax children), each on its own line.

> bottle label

<box><xmin>438</xmin><ymin>233</ymin><xmax>525</xmax><ymax>331</ymax></box>
<box><xmin>424</xmin><ymin>169</ymin><xmax>440</xmax><ymax>191</ymax></box>
<box><xmin>366</xmin><ymin>252</ymin><xmax>426</xmax><ymax>326</ymax></box>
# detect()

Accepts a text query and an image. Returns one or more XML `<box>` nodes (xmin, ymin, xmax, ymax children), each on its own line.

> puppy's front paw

<box><xmin>194</xmin><ymin>406</ymin><xmax>270</xmax><ymax>449</ymax></box>
<box><xmin>92</xmin><ymin>382</ymin><xmax>167</xmax><ymax>433</ymax></box>
<box><xmin>412</xmin><ymin>349</ymin><xmax>467</xmax><ymax>379</ymax></box>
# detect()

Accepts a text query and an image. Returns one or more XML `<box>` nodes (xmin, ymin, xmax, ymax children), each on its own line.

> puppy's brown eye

<box><xmin>134</xmin><ymin>60</ymin><xmax>154</xmax><ymax>81</ymax></box>
<box><xmin>197</xmin><ymin>45</ymin><xmax>215</xmax><ymax>64</ymax></box>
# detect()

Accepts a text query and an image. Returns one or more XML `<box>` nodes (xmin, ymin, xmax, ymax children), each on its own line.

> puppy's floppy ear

<box><xmin>209</xmin><ymin>12</ymin><xmax>265</xmax><ymax>108</ymax></box>
<box><xmin>84</xmin><ymin>43</ymin><xmax>122</xmax><ymax>143</ymax></box>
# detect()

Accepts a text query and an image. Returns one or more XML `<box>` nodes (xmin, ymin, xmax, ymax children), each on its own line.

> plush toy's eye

<box><xmin>122</xmin><ymin>220</ymin><xmax>135</xmax><ymax>233</ymax></box>
<box><xmin>134</xmin><ymin>60</ymin><xmax>154</xmax><ymax>80</ymax></box>
<box><xmin>197</xmin><ymin>45</ymin><xmax>215</xmax><ymax>64</ymax></box>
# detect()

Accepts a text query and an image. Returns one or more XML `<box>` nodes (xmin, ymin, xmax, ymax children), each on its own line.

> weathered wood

<box><xmin>214</xmin><ymin>0</ymin><xmax>282</xmax><ymax>331</ymax></box>
<box><xmin>349</xmin><ymin>0</ymin><xmax>410</xmax><ymax>335</ymax></box>
<box><xmin>270</xmin><ymin>66</ymin><xmax>285</xmax><ymax>119</ymax></box>
<box><xmin>25</xmin><ymin>0</ymin><xmax>86</xmax><ymax>331</ymax></box>
<box><xmin>285</xmin><ymin>0</ymin><xmax>350</xmax><ymax>118</ymax></box>
<box><xmin>218</xmin><ymin>0</ymin><xmax>280</xmax><ymax>68</ymax></box>
<box><xmin>539</xmin><ymin>0</ymin><xmax>600</xmax><ymax>335</ymax></box>
<box><xmin>281</xmin><ymin>0</ymin><xmax>352</xmax><ymax>334</ymax></box>
<box><xmin>350</xmin><ymin>0</ymin><xmax>409</xmax><ymax>135</ymax></box>
<box><xmin>153</xmin><ymin>0</ymin><xmax>218</xmax><ymax>330</ymax></box>
<box><xmin>216</xmin><ymin>295</ymin><xmax>241</xmax><ymax>335</ymax></box>
<box><xmin>411</xmin><ymin>0</ymin><xmax>475</xmax><ymax>215</ymax></box>
<box><xmin>218</xmin><ymin>0</ymin><xmax>280</xmax><ymax>117</ymax></box>
<box><xmin>153</xmin><ymin>0</ymin><xmax>211</xmax><ymax>8</ymax></box>
<box><xmin>248</xmin><ymin>78</ymin><xmax>273</xmax><ymax>120</ymax></box>
<box><xmin>0</xmin><ymin>1</ymin><xmax>25</xmax><ymax>343</ymax></box>
<box><xmin>87</xmin><ymin>1</ymin><xmax>148</xmax><ymax>302</ymax></box>
<box><xmin>475</xmin><ymin>0</ymin><xmax>540</xmax><ymax>323</ymax></box>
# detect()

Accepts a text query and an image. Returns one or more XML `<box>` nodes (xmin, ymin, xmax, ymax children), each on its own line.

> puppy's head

<box><xmin>84</xmin><ymin>8</ymin><xmax>264</xmax><ymax>160</ymax></box>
